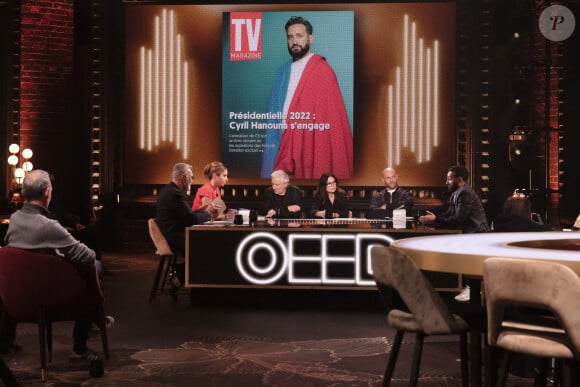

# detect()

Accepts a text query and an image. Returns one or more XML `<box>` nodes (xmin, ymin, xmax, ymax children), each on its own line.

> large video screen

<box><xmin>124</xmin><ymin>3</ymin><xmax>456</xmax><ymax>187</ymax></box>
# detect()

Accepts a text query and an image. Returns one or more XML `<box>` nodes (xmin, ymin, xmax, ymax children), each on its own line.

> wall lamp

<box><xmin>7</xmin><ymin>143</ymin><xmax>33</xmax><ymax>186</ymax></box>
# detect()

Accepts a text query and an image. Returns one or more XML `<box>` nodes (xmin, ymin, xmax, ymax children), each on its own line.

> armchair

<box><xmin>0</xmin><ymin>247</ymin><xmax>109</xmax><ymax>382</ymax></box>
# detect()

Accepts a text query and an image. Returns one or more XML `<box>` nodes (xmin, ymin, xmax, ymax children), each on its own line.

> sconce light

<box><xmin>7</xmin><ymin>143</ymin><xmax>33</xmax><ymax>187</ymax></box>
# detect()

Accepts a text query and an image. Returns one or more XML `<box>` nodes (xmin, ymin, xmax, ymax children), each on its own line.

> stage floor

<box><xmin>2</xmin><ymin>250</ymin><xmax>537</xmax><ymax>386</ymax></box>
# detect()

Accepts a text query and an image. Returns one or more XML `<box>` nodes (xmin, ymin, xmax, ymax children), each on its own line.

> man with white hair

<box><xmin>3</xmin><ymin>169</ymin><xmax>102</xmax><ymax>362</ymax></box>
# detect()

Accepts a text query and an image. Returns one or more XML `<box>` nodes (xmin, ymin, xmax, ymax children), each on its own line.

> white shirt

<box><xmin>282</xmin><ymin>53</ymin><xmax>314</xmax><ymax>116</ymax></box>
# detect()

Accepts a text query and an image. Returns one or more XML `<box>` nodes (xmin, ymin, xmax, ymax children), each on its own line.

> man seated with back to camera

<box><xmin>491</xmin><ymin>194</ymin><xmax>556</xmax><ymax>379</ymax></box>
<box><xmin>369</xmin><ymin>167</ymin><xmax>414</xmax><ymax>220</ymax></box>
<box><xmin>491</xmin><ymin>195</ymin><xmax>555</xmax><ymax>232</ymax></box>
<box><xmin>156</xmin><ymin>163</ymin><xmax>217</xmax><ymax>290</ymax></box>
<box><xmin>1</xmin><ymin>169</ymin><xmax>104</xmax><ymax>363</ymax></box>
<box><xmin>263</xmin><ymin>170</ymin><xmax>302</xmax><ymax>219</ymax></box>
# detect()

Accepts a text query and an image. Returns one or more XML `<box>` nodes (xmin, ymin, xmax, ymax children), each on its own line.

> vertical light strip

<box><xmin>138</xmin><ymin>8</ymin><xmax>191</xmax><ymax>157</ymax></box>
<box><xmin>388</xmin><ymin>85</ymin><xmax>394</xmax><ymax>167</ymax></box>
<box><xmin>154</xmin><ymin>16</ymin><xmax>160</xmax><ymax>146</ymax></box>
<box><xmin>403</xmin><ymin>15</ymin><xmax>409</xmax><ymax>147</ymax></box>
<box><xmin>383</xmin><ymin>17</ymin><xmax>441</xmax><ymax>165</ymax></box>
<box><xmin>433</xmin><ymin>40</ymin><xmax>439</xmax><ymax>147</ymax></box>
<box><xmin>183</xmin><ymin>61</ymin><xmax>189</xmax><ymax>159</ymax></box>
<box><xmin>395</xmin><ymin>67</ymin><xmax>401</xmax><ymax>165</ymax></box>
<box><xmin>161</xmin><ymin>9</ymin><xmax>167</xmax><ymax>142</ymax></box>
<box><xmin>147</xmin><ymin>49</ymin><xmax>153</xmax><ymax>151</ymax></box>
<box><xmin>425</xmin><ymin>48</ymin><xmax>432</xmax><ymax>161</ymax></box>
<box><xmin>417</xmin><ymin>39</ymin><xmax>424</xmax><ymax>163</ymax></box>
<box><xmin>411</xmin><ymin>23</ymin><xmax>416</xmax><ymax>152</ymax></box>
<box><xmin>139</xmin><ymin>47</ymin><xmax>145</xmax><ymax>150</ymax></box>
<box><xmin>169</xmin><ymin>10</ymin><xmax>175</xmax><ymax>142</ymax></box>
<box><xmin>176</xmin><ymin>34</ymin><xmax>182</xmax><ymax>150</ymax></box>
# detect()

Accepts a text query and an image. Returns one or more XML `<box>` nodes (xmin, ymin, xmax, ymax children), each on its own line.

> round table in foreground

<box><xmin>391</xmin><ymin>231</ymin><xmax>580</xmax><ymax>277</ymax></box>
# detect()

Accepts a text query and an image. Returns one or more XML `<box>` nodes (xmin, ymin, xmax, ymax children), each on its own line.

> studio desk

<box><xmin>185</xmin><ymin>218</ymin><xmax>460</xmax><ymax>291</ymax></box>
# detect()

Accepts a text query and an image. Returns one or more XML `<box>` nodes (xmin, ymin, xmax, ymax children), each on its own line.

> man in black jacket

<box><xmin>369</xmin><ymin>167</ymin><xmax>414</xmax><ymax>218</ymax></box>
<box><xmin>263</xmin><ymin>170</ymin><xmax>303</xmax><ymax>219</ymax></box>
<box><xmin>420</xmin><ymin>165</ymin><xmax>489</xmax><ymax>302</ymax></box>
<box><xmin>420</xmin><ymin>165</ymin><xmax>489</xmax><ymax>233</ymax></box>
<box><xmin>491</xmin><ymin>195</ymin><xmax>554</xmax><ymax>232</ymax></box>
<box><xmin>156</xmin><ymin>163</ymin><xmax>215</xmax><ymax>256</ymax></box>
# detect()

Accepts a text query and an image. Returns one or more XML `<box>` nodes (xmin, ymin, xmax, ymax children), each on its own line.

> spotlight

<box><xmin>508</xmin><ymin>128</ymin><xmax>530</xmax><ymax>167</ymax></box>
<box><xmin>514</xmin><ymin>98</ymin><xmax>521</xmax><ymax>105</ymax></box>
<box><xmin>513</xmin><ymin>32</ymin><xmax>520</xmax><ymax>39</ymax></box>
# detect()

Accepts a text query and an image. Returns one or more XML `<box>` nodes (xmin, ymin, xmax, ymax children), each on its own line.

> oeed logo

<box><xmin>230</xmin><ymin>12</ymin><xmax>262</xmax><ymax>61</ymax></box>
<box><xmin>235</xmin><ymin>232</ymin><xmax>394</xmax><ymax>286</ymax></box>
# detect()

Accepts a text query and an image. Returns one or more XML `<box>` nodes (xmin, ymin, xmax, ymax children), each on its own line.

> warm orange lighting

<box><xmin>139</xmin><ymin>8</ymin><xmax>190</xmax><ymax>159</ymax></box>
<box><xmin>384</xmin><ymin>15</ymin><xmax>441</xmax><ymax>166</ymax></box>
<box><xmin>7</xmin><ymin>155</ymin><xmax>18</xmax><ymax>166</ymax></box>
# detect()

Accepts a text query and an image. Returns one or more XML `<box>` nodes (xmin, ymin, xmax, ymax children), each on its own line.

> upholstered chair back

<box><xmin>484</xmin><ymin>257</ymin><xmax>580</xmax><ymax>360</ymax></box>
<box><xmin>148</xmin><ymin>218</ymin><xmax>173</xmax><ymax>256</ymax></box>
<box><xmin>371</xmin><ymin>245</ymin><xmax>467</xmax><ymax>335</ymax></box>
<box><xmin>0</xmin><ymin>246</ymin><xmax>103</xmax><ymax>322</ymax></box>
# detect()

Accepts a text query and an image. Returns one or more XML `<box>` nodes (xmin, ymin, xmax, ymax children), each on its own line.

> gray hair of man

<box><xmin>271</xmin><ymin>169</ymin><xmax>289</xmax><ymax>184</ymax></box>
<box><xmin>22</xmin><ymin>169</ymin><xmax>52</xmax><ymax>202</ymax></box>
<box><xmin>172</xmin><ymin>162</ymin><xmax>192</xmax><ymax>181</ymax></box>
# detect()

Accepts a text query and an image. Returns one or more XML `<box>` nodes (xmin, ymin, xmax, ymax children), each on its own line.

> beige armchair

<box><xmin>484</xmin><ymin>257</ymin><xmax>580</xmax><ymax>386</ymax></box>
<box><xmin>371</xmin><ymin>245</ymin><xmax>469</xmax><ymax>387</ymax></box>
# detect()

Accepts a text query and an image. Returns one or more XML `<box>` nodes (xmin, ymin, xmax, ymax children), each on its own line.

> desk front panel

<box><xmin>185</xmin><ymin>226</ymin><xmax>459</xmax><ymax>289</ymax></box>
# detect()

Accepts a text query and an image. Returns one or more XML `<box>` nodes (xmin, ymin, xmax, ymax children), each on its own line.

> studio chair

<box><xmin>484</xmin><ymin>257</ymin><xmax>580</xmax><ymax>387</ymax></box>
<box><xmin>147</xmin><ymin>218</ymin><xmax>179</xmax><ymax>303</ymax></box>
<box><xmin>371</xmin><ymin>245</ymin><xmax>469</xmax><ymax>387</ymax></box>
<box><xmin>0</xmin><ymin>247</ymin><xmax>109</xmax><ymax>382</ymax></box>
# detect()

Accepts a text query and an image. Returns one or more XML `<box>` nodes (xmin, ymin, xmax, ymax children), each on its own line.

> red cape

<box><xmin>274</xmin><ymin>54</ymin><xmax>353</xmax><ymax>179</ymax></box>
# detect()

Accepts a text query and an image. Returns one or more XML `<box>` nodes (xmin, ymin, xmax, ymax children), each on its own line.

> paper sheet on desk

<box><xmin>392</xmin><ymin>208</ymin><xmax>407</xmax><ymax>229</ymax></box>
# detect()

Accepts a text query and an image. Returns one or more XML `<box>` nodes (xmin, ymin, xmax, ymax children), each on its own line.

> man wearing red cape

<box><xmin>260</xmin><ymin>16</ymin><xmax>353</xmax><ymax>180</ymax></box>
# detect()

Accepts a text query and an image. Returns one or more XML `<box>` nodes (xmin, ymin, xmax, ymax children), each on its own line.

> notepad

<box><xmin>392</xmin><ymin>208</ymin><xmax>407</xmax><ymax>229</ymax></box>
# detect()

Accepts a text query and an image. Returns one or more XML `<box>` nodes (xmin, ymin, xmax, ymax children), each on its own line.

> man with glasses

<box><xmin>369</xmin><ymin>167</ymin><xmax>414</xmax><ymax>218</ymax></box>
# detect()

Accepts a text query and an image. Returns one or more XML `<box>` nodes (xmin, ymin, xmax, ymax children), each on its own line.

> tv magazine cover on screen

<box><xmin>222</xmin><ymin>11</ymin><xmax>354</xmax><ymax>179</ymax></box>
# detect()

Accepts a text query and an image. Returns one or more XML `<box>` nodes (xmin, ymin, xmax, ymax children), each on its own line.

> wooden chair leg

<box><xmin>460</xmin><ymin>332</ymin><xmax>469</xmax><ymax>387</ymax></box>
<box><xmin>161</xmin><ymin>255</ymin><xmax>175</xmax><ymax>290</ymax></box>
<box><xmin>485</xmin><ymin>343</ymin><xmax>498</xmax><ymax>387</ymax></box>
<box><xmin>533</xmin><ymin>358</ymin><xmax>549</xmax><ymax>387</ymax></box>
<box><xmin>37</xmin><ymin>310</ymin><xmax>47</xmax><ymax>382</ymax></box>
<box><xmin>383</xmin><ymin>330</ymin><xmax>404</xmax><ymax>387</ymax></box>
<box><xmin>409</xmin><ymin>333</ymin><xmax>424</xmax><ymax>387</ymax></box>
<box><xmin>498</xmin><ymin>350</ymin><xmax>512</xmax><ymax>387</ymax></box>
<box><xmin>561</xmin><ymin>359</ymin><xmax>572</xmax><ymax>387</ymax></box>
<box><xmin>96</xmin><ymin>307</ymin><xmax>110</xmax><ymax>360</ymax></box>
<box><xmin>46</xmin><ymin>322</ymin><xmax>52</xmax><ymax>363</ymax></box>
<box><xmin>148</xmin><ymin>255</ymin><xmax>167</xmax><ymax>303</ymax></box>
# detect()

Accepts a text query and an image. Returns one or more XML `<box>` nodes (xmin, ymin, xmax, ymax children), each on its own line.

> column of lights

<box><xmin>7</xmin><ymin>143</ymin><xmax>33</xmax><ymax>186</ymax></box>
<box><xmin>139</xmin><ymin>9</ymin><xmax>189</xmax><ymax>159</ymax></box>
<box><xmin>386</xmin><ymin>15</ymin><xmax>440</xmax><ymax>167</ymax></box>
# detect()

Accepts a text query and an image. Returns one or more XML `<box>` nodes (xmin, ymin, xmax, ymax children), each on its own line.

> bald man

<box><xmin>369</xmin><ymin>167</ymin><xmax>413</xmax><ymax>218</ymax></box>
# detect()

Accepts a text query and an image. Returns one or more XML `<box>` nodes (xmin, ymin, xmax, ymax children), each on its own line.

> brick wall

<box><xmin>19</xmin><ymin>0</ymin><xmax>74</xmax><ymax>173</ymax></box>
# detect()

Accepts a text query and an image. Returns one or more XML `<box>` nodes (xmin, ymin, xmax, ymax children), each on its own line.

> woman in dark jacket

<box><xmin>311</xmin><ymin>173</ymin><xmax>350</xmax><ymax>218</ymax></box>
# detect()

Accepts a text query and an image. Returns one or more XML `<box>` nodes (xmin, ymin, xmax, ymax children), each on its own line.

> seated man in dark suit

<box><xmin>155</xmin><ymin>163</ymin><xmax>216</xmax><ymax>286</ymax></box>
<box><xmin>491</xmin><ymin>195</ymin><xmax>555</xmax><ymax>232</ymax></box>
<box><xmin>263</xmin><ymin>169</ymin><xmax>302</xmax><ymax>219</ymax></box>
<box><xmin>369</xmin><ymin>167</ymin><xmax>414</xmax><ymax>218</ymax></box>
